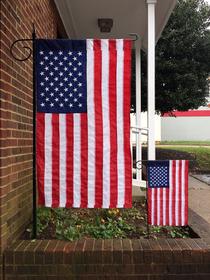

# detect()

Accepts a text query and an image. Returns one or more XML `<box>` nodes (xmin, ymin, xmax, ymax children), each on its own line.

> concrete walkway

<box><xmin>189</xmin><ymin>176</ymin><xmax>210</xmax><ymax>224</ymax></box>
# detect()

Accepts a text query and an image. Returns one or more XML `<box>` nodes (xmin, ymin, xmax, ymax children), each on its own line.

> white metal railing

<box><xmin>131</xmin><ymin>126</ymin><xmax>148</xmax><ymax>187</ymax></box>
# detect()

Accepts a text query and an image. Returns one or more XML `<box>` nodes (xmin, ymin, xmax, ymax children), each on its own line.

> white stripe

<box><xmin>157</xmin><ymin>188</ymin><xmax>160</xmax><ymax>225</ymax></box>
<box><xmin>169</xmin><ymin>160</ymin><xmax>173</xmax><ymax>225</ymax></box>
<box><xmin>163</xmin><ymin>188</ymin><xmax>166</xmax><ymax>225</ymax></box>
<box><xmin>181</xmin><ymin>160</ymin><xmax>185</xmax><ymax>225</ymax></box>
<box><xmin>175</xmin><ymin>160</ymin><xmax>179</xmax><ymax>225</ymax></box>
<box><xmin>101</xmin><ymin>39</ymin><xmax>110</xmax><ymax>208</ymax></box>
<box><xmin>59</xmin><ymin>114</ymin><xmax>66</xmax><ymax>207</ymax></box>
<box><xmin>44</xmin><ymin>113</ymin><xmax>52</xmax><ymax>207</ymax></box>
<box><xmin>151</xmin><ymin>188</ymin><xmax>155</xmax><ymax>225</ymax></box>
<box><xmin>87</xmin><ymin>39</ymin><xmax>95</xmax><ymax>208</ymax></box>
<box><xmin>116</xmin><ymin>39</ymin><xmax>125</xmax><ymax>207</ymax></box>
<box><xmin>73</xmin><ymin>114</ymin><xmax>81</xmax><ymax>207</ymax></box>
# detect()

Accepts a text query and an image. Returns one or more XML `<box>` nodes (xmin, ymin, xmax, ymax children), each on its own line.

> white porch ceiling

<box><xmin>54</xmin><ymin>0</ymin><xmax>177</xmax><ymax>50</ymax></box>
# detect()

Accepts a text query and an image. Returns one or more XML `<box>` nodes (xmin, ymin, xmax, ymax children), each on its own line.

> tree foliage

<box><xmin>131</xmin><ymin>0</ymin><xmax>210</xmax><ymax>113</ymax></box>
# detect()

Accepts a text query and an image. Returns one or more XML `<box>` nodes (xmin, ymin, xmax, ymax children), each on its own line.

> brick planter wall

<box><xmin>4</xmin><ymin>239</ymin><xmax>210</xmax><ymax>279</ymax></box>
<box><xmin>0</xmin><ymin>1</ymin><xmax>66</xmax><ymax>278</ymax></box>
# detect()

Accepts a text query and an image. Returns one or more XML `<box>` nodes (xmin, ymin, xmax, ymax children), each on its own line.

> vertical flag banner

<box><xmin>36</xmin><ymin>39</ymin><xmax>132</xmax><ymax>208</ymax></box>
<box><xmin>147</xmin><ymin>160</ymin><xmax>189</xmax><ymax>226</ymax></box>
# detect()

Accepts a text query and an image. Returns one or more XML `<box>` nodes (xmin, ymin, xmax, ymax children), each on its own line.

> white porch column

<box><xmin>135</xmin><ymin>40</ymin><xmax>142</xmax><ymax>181</ymax></box>
<box><xmin>147</xmin><ymin>0</ymin><xmax>156</xmax><ymax>160</ymax></box>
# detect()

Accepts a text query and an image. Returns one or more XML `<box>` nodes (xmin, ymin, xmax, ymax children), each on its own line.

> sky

<box><xmin>205</xmin><ymin>0</ymin><xmax>210</xmax><ymax>4</ymax></box>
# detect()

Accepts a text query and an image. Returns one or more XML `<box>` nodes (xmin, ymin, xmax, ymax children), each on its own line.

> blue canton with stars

<box><xmin>36</xmin><ymin>39</ymin><xmax>87</xmax><ymax>113</ymax></box>
<box><xmin>147</xmin><ymin>161</ymin><xmax>170</xmax><ymax>188</ymax></box>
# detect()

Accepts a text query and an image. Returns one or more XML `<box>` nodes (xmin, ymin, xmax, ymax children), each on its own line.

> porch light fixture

<box><xmin>98</xmin><ymin>18</ymin><xmax>113</xmax><ymax>33</ymax></box>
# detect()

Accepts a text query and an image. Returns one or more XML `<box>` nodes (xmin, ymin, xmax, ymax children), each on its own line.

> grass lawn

<box><xmin>158</xmin><ymin>146</ymin><xmax>210</xmax><ymax>172</ymax></box>
<box><xmin>157</xmin><ymin>141</ymin><xmax>210</xmax><ymax>146</ymax></box>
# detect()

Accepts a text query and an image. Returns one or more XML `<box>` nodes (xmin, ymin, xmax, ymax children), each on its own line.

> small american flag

<box><xmin>36</xmin><ymin>39</ymin><xmax>132</xmax><ymax>208</ymax></box>
<box><xmin>147</xmin><ymin>160</ymin><xmax>189</xmax><ymax>226</ymax></box>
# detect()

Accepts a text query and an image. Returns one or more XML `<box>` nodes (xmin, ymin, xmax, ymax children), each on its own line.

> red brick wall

<box><xmin>0</xmin><ymin>0</ymin><xmax>65</xmax><ymax>275</ymax></box>
<box><xmin>4</xmin><ymin>239</ymin><xmax>210</xmax><ymax>280</ymax></box>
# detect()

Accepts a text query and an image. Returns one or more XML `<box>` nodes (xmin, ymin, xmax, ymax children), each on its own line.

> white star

<box><xmin>39</xmin><ymin>51</ymin><xmax>44</xmax><ymax>55</ymax></box>
<box><xmin>74</xmin><ymin>98</ymin><xmax>78</xmax><ymax>102</ymax></box>
<box><xmin>78</xmin><ymin>72</ymin><xmax>82</xmax><ymax>76</ymax></box>
<box><xmin>44</xmin><ymin>56</ymin><xmax>49</xmax><ymax>60</ymax></box>
<box><xmin>68</xmin><ymin>72</ymin><xmax>73</xmax><ymax>77</ymax></box>
<box><xmin>50</xmin><ymin>82</ymin><xmax>54</xmax><ymax>87</ymax></box>
<box><xmin>79</xmin><ymin>103</ymin><xmax>82</xmax><ymax>107</ymax></box>
<box><xmin>54</xmin><ymin>77</ymin><xmax>58</xmax><ymax>81</ymax></box>
<box><xmin>59</xmin><ymin>103</ymin><xmax>64</xmax><ymax>107</ymax></box>
<box><xmin>64</xmin><ymin>77</ymin><xmax>68</xmax><ymax>82</ymax></box>
<box><xmin>78</xmin><ymin>93</ymin><xmax>83</xmax><ymax>97</ymax></box>
<box><xmin>50</xmin><ymin>103</ymin><xmax>54</xmax><ymax>107</ymax></box>
<box><xmin>59</xmin><ymin>93</ymin><xmax>64</xmax><ymax>97</ymax></box>
<box><xmin>45</xmin><ymin>97</ymin><xmax>49</xmax><ymax>102</ymax></box>
<box><xmin>73</xmin><ymin>88</ymin><xmax>77</xmax><ymax>92</ymax></box>
<box><xmin>64</xmin><ymin>98</ymin><xmax>68</xmax><ymax>102</ymax></box>
<box><xmin>41</xmin><ymin>92</ymin><xmax>45</xmax><ymax>96</ymax></box>
<box><xmin>78</xmin><ymin>62</ymin><xmax>82</xmax><ymax>66</ymax></box>
<box><xmin>55</xmin><ymin>87</ymin><xmax>59</xmax><ymax>92</ymax></box>
<box><xmin>45</xmin><ymin>87</ymin><xmax>49</xmax><ymax>92</ymax></box>
<box><xmin>40</xmin><ymin>72</ymin><xmax>44</xmax><ymax>76</ymax></box>
<box><xmin>59</xmin><ymin>72</ymin><xmax>63</xmax><ymax>76</ymax></box>
<box><xmin>55</xmin><ymin>98</ymin><xmax>59</xmax><ymax>102</ymax></box>
<box><xmin>50</xmin><ymin>93</ymin><xmax>54</xmax><ymax>97</ymax></box>
<box><xmin>64</xmin><ymin>57</ymin><xmax>67</xmax><ymax>61</ymax></box>
<box><xmin>73</xmin><ymin>67</ymin><xmax>77</xmax><ymax>71</ymax></box>
<box><xmin>59</xmin><ymin>82</ymin><xmax>63</xmax><ymax>87</ymax></box>
<box><xmin>41</xmin><ymin>102</ymin><xmax>45</xmax><ymax>107</ymax></box>
<box><xmin>49</xmin><ymin>72</ymin><xmax>54</xmax><ymax>76</ymax></box>
<box><xmin>49</xmin><ymin>51</ymin><xmax>53</xmax><ymax>55</ymax></box>
<box><xmin>40</xmin><ymin>61</ymin><xmax>44</xmax><ymax>65</ymax></box>
<box><xmin>73</xmin><ymin>57</ymin><xmax>77</xmax><ymax>61</ymax></box>
<box><xmin>78</xmin><ymin>83</ymin><xmax>82</xmax><ymax>87</ymax></box>
<box><xmin>68</xmin><ymin>62</ymin><xmax>72</xmax><ymax>66</ymax></box>
<box><xmin>73</xmin><ymin>77</ymin><xmax>77</xmax><ymax>82</ymax></box>
<box><xmin>64</xmin><ymin>67</ymin><xmax>68</xmax><ymax>71</ymax></box>
<box><xmin>78</xmin><ymin>51</ymin><xmax>82</xmax><ymax>56</ymax></box>
<box><xmin>54</xmin><ymin>56</ymin><xmax>58</xmax><ymax>60</ymax></box>
<box><xmin>59</xmin><ymin>51</ymin><xmax>63</xmax><ymax>55</ymax></box>
<box><xmin>69</xmin><ymin>93</ymin><xmax>73</xmax><ymax>97</ymax></box>
<box><xmin>40</xmin><ymin>82</ymin><xmax>44</xmax><ymax>86</ymax></box>
<box><xmin>49</xmin><ymin>61</ymin><xmax>54</xmax><ymax>66</ymax></box>
<box><xmin>54</xmin><ymin>67</ymin><xmax>58</xmax><ymax>71</ymax></box>
<box><xmin>69</xmin><ymin>103</ymin><xmax>73</xmax><ymax>107</ymax></box>
<box><xmin>64</xmin><ymin>88</ymin><xmax>68</xmax><ymax>92</ymax></box>
<box><xmin>68</xmin><ymin>51</ymin><xmax>72</xmax><ymax>56</ymax></box>
<box><xmin>59</xmin><ymin>61</ymin><xmax>63</xmax><ymax>66</ymax></box>
<box><xmin>68</xmin><ymin>83</ymin><xmax>72</xmax><ymax>87</ymax></box>
<box><xmin>44</xmin><ymin>66</ymin><xmax>49</xmax><ymax>71</ymax></box>
<box><xmin>44</xmin><ymin>76</ymin><xmax>49</xmax><ymax>81</ymax></box>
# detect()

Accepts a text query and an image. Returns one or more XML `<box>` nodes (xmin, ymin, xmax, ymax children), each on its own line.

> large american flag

<box><xmin>147</xmin><ymin>160</ymin><xmax>189</xmax><ymax>226</ymax></box>
<box><xmin>36</xmin><ymin>39</ymin><xmax>132</xmax><ymax>208</ymax></box>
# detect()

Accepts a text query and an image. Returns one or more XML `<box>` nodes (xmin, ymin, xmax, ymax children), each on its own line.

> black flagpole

<box><xmin>10</xmin><ymin>24</ymin><xmax>37</xmax><ymax>239</ymax></box>
<box><xmin>32</xmin><ymin>24</ymin><xmax>37</xmax><ymax>239</ymax></box>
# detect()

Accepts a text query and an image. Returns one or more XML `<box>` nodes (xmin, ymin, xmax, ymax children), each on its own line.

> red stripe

<box><xmin>166</xmin><ymin>187</ymin><xmax>170</xmax><ymax>225</ymax></box>
<box><xmin>93</xmin><ymin>40</ymin><xmax>103</xmax><ymax>208</ymax></box>
<box><xmin>178</xmin><ymin>160</ymin><xmax>182</xmax><ymax>225</ymax></box>
<box><xmin>148</xmin><ymin>187</ymin><xmax>152</xmax><ymax>224</ymax></box>
<box><xmin>159</xmin><ymin>188</ymin><xmax>163</xmax><ymax>225</ymax></box>
<box><xmin>154</xmin><ymin>189</ymin><xmax>158</xmax><ymax>225</ymax></box>
<box><xmin>80</xmin><ymin>113</ymin><xmax>88</xmax><ymax>208</ymax></box>
<box><xmin>123</xmin><ymin>40</ymin><xmax>132</xmax><ymax>208</ymax></box>
<box><xmin>185</xmin><ymin>160</ymin><xmax>189</xmax><ymax>225</ymax></box>
<box><xmin>162</xmin><ymin>110</ymin><xmax>210</xmax><ymax>117</ymax></box>
<box><xmin>51</xmin><ymin>114</ymin><xmax>60</xmax><ymax>207</ymax></box>
<box><xmin>66</xmin><ymin>114</ymin><xmax>74</xmax><ymax>207</ymax></box>
<box><xmin>109</xmin><ymin>40</ymin><xmax>118</xmax><ymax>208</ymax></box>
<box><xmin>172</xmin><ymin>160</ymin><xmax>176</xmax><ymax>225</ymax></box>
<box><xmin>36</xmin><ymin>113</ymin><xmax>45</xmax><ymax>205</ymax></box>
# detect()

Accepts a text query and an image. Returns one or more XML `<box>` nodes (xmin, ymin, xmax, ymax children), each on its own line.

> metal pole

<box><xmin>32</xmin><ymin>24</ymin><xmax>37</xmax><ymax>239</ymax></box>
